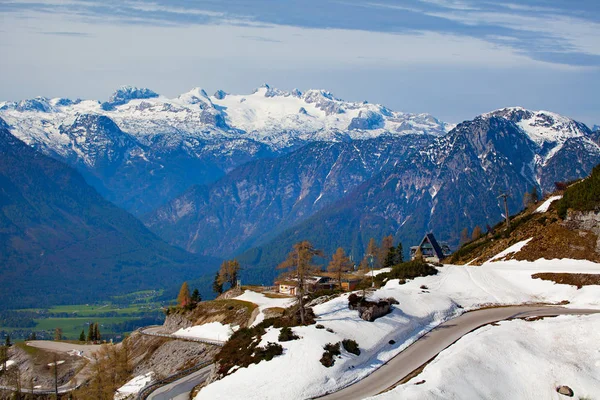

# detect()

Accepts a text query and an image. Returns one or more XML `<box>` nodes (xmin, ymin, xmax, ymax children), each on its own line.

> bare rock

<box><xmin>556</xmin><ymin>385</ymin><xmax>574</xmax><ymax>397</ymax></box>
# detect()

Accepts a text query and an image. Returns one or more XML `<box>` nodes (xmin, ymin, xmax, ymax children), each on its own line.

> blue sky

<box><xmin>0</xmin><ymin>0</ymin><xmax>598</xmax><ymax>126</ymax></box>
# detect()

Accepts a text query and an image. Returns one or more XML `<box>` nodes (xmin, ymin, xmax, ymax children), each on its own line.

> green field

<box><xmin>1</xmin><ymin>290</ymin><xmax>166</xmax><ymax>341</ymax></box>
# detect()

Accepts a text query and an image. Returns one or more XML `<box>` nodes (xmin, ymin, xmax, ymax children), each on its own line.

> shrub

<box><xmin>315</xmin><ymin>324</ymin><xmax>325</xmax><ymax>329</ymax></box>
<box><xmin>278</xmin><ymin>326</ymin><xmax>299</xmax><ymax>342</ymax></box>
<box><xmin>388</xmin><ymin>339</ymin><xmax>396</xmax><ymax>345</ymax></box>
<box><xmin>420</xmin><ymin>285</ymin><xmax>428</xmax><ymax>290</ymax></box>
<box><xmin>342</xmin><ymin>339</ymin><xmax>360</xmax><ymax>356</ymax></box>
<box><xmin>256</xmin><ymin>342</ymin><xmax>283</xmax><ymax>361</ymax></box>
<box><xmin>320</xmin><ymin>342</ymin><xmax>341</xmax><ymax>368</ymax></box>
<box><xmin>374</xmin><ymin>259</ymin><xmax>437</xmax><ymax>286</ymax></box>
<box><xmin>324</xmin><ymin>342</ymin><xmax>341</xmax><ymax>356</ymax></box>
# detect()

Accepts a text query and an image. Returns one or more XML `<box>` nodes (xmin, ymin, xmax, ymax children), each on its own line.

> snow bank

<box><xmin>173</xmin><ymin>322</ymin><xmax>236</xmax><ymax>342</ymax></box>
<box><xmin>367</xmin><ymin>268</ymin><xmax>392</xmax><ymax>277</ymax></box>
<box><xmin>234</xmin><ymin>290</ymin><xmax>296</xmax><ymax>327</ymax></box>
<box><xmin>488</xmin><ymin>238</ymin><xmax>533</xmax><ymax>262</ymax></box>
<box><xmin>370</xmin><ymin>314</ymin><xmax>600</xmax><ymax>399</ymax></box>
<box><xmin>195</xmin><ymin>258</ymin><xmax>600</xmax><ymax>400</ymax></box>
<box><xmin>535</xmin><ymin>195</ymin><xmax>562</xmax><ymax>213</ymax></box>
<box><xmin>0</xmin><ymin>360</ymin><xmax>15</xmax><ymax>371</ymax></box>
<box><xmin>114</xmin><ymin>372</ymin><xmax>154</xmax><ymax>400</ymax></box>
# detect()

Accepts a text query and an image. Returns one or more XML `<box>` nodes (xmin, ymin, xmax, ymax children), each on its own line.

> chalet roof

<box><xmin>418</xmin><ymin>233</ymin><xmax>445</xmax><ymax>260</ymax></box>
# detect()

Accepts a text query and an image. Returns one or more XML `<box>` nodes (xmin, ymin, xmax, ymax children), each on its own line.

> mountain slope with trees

<box><xmin>0</xmin><ymin>121</ymin><xmax>218</xmax><ymax>309</ymax></box>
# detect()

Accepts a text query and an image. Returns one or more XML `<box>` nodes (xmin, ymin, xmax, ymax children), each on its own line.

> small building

<box><xmin>276</xmin><ymin>275</ymin><xmax>335</xmax><ymax>295</ymax></box>
<box><xmin>340</xmin><ymin>278</ymin><xmax>362</xmax><ymax>291</ymax></box>
<box><xmin>410</xmin><ymin>233</ymin><xmax>452</xmax><ymax>263</ymax></box>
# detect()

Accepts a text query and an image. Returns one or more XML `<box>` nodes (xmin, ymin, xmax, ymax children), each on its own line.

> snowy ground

<box><xmin>173</xmin><ymin>322</ymin><xmax>237</xmax><ymax>342</ymax></box>
<box><xmin>0</xmin><ymin>360</ymin><xmax>15</xmax><ymax>371</ymax></box>
<box><xmin>535</xmin><ymin>195</ymin><xmax>562</xmax><ymax>213</ymax></box>
<box><xmin>369</xmin><ymin>314</ymin><xmax>600</xmax><ymax>400</ymax></box>
<box><xmin>195</xmin><ymin>255</ymin><xmax>600</xmax><ymax>400</ymax></box>
<box><xmin>115</xmin><ymin>372</ymin><xmax>154</xmax><ymax>400</ymax></box>
<box><xmin>234</xmin><ymin>290</ymin><xmax>296</xmax><ymax>327</ymax></box>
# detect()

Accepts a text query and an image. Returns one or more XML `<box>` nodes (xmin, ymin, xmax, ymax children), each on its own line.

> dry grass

<box><xmin>450</xmin><ymin>203</ymin><xmax>600</xmax><ymax>265</ymax></box>
<box><xmin>532</xmin><ymin>273</ymin><xmax>600</xmax><ymax>289</ymax></box>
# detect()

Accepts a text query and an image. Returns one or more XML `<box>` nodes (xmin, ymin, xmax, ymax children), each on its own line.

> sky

<box><xmin>0</xmin><ymin>0</ymin><xmax>598</xmax><ymax>126</ymax></box>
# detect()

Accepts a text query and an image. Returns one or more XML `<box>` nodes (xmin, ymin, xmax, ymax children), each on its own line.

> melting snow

<box><xmin>115</xmin><ymin>372</ymin><xmax>154</xmax><ymax>400</ymax></box>
<box><xmin>195</xmin><ymin>258</ymin><xmax>600</xmax><ymax>400</ymax></box>
<box><xmin>173</xmin><ymin>322</ymin><xmax>236</xmax><ymax>342</ymax></box>
<box><xmin>535</xmin><ymin>195</ymin><xmax>562</xmax><ymax>213</ymax></box>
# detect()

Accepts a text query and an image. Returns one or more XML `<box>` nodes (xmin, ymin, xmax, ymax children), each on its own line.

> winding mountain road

<box><xmin>147</xmin><ymin>365</ymin><xmax>213</xmax><ymax>400</ymax></box>
<box><xmin>319</xmin><ymin>305</ymin><xmax>600</xmax><ymax>400</ymax></box>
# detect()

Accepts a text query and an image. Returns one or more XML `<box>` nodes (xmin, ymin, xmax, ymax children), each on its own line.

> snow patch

<box><xmin>487</xmin><ymin>238</ymin><xmax>533</xmax><ymax>262</ymax></box>
<box><xmin>115</xmin><ymin>372</ymin><xmax>154</xmax><ymax>400</ymax></box>
<box><xmin>234</xmin><ymin>290</ymin><xmax>296</xmax><ymax>327</ymax></box>
<box><xmin>535</xmin><ymin>195</ymin><xmax>562</xmax><ymax>213</ymax></box>
<box><xmin>173</xmin><ymin>322</ymin><xmax>236</xmax><ymax>342</ymax></box>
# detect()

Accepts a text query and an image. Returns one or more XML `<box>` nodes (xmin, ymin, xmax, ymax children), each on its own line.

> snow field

<box><xmin>173</xmin><ymin>322</ymin><xmax>237</xmax><ymax>342</ymax></box>
<box><xmin>234</xmin><ymin>290</ymin><xmax>296</xmax><ymax>327</ymax></box>
<box><xmin>370</xmin><ymin>314</ymin><xmax>600</xmax><ymax>400</ymax></box>
<box><xmin>114</xmin><ymin>372</ymin><xmax>154</xmax><ymax>399</ymax></box>
<box><xmin>195</xmin><ymin>257</ymin><xmax>600</xmax><ymax>400</ymax></box>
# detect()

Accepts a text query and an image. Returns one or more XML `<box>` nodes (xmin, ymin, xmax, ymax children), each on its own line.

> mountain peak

<box><xmin>108</xmin><ymin>86</ymin><xmax>159</xmax><ymax>104</ymax></box>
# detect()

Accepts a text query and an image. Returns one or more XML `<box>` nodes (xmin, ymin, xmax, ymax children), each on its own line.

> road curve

<box><xmin>319</xmin><ymin>306</ymin><xmax>600</xmax><ymax>400</ymax></box>
<box><xmin>147</xmin><ymin>365</ymin><xmax>213</xmax><ymax>400</ymax></box>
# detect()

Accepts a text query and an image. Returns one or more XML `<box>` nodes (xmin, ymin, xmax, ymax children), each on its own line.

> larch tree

<box><xmin>177</xmin><ymin>281</ymin><xmax>191</xmax><ymax>307</ymax></box>
<box><xmin>460</xmin><ymin>228</ymin><xmax>470</xmax><ymax>245</ymax></box>
<box><xmin>277</xmin><ymin>240</ymin><xmax>323</xmax><ymax>325</ymax></box>
<box><xmin>327</xmin><ymin>247</ymin><xmax>353</xmax><ymax>289</ymax></box>
<box><xmin>54</xmin><ymin>328</ymin><xmax>62</xmax><ymax>341</ymax></box>
<box><xmin>471</xmin><ymin>225</ymin><xmax>482</xmax><ymax>241</ymax></box>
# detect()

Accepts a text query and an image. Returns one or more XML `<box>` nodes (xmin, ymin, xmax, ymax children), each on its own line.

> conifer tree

<box><xmin>277</xmin><ymin>241</ymin><xmax>323</xmax><ymax>325</ymax></box>
<box><xmin>177</xmin><ymin>282</ymin><xmax>191</xmax><ymax>307</ymax></box>
<box><xmin>191</xmin><ymin>288</ymin><xmax>201</xmax><ymax>304</ymax></box>
<box><xmin>383</xmin><ymin>246</ymin><xmax>397</xmax><ymax>268</ymax></box>
<box><xmin>4</xmin><ymin>335</ymin><xmax>10</xmax><ymax>347</ymax></box>
<box><xmin>212</xmin><ymin>271</ymin><xmax>223</xmax><ymax>295</ymax></box>
<box><xmin>327</xmin><ymin>247</ymin><xmax>352</xmax><ymax>289</ymax></box>
<box><xmin>396</xmin><ymin>242</ymin><xmax>404</xmax><ymax>264</ymax></box>
<box><xmin>79</xmin><ymin>330</ymin><xmax>85</xmax><ymax>342</ymax></box>
<box><xmin>531</xmin><ymin>186</ymin><xmax>539</xmax><ymax>202</ymax></box>
<box><xmin>87</xmin><ymin>323</ymin><xmax>93</xmax><ymax>342</ymax></box>
<box><xmin>95</xmin><ymin>323</ymin><xmax>101</xmax><ymax>341</ymax></box>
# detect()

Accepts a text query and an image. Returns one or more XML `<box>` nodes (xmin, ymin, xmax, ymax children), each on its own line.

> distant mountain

<box><xmin>144</xmin><ymin>134</ymin><xmax>434</xmax><ymax>257</ymax></box>
<box><xmin>0</xmin><ymin>85</ymin><xmax>449</xmax><ymax>214</ymax></box>
<box><xmin>234</xmin><ymin>109</ymin><xmax>600</xmax><ymax>282</ymax></box>
<box><xmin>0</xmin><ymin>120</ymin><xmax>218</xmax><ymax>309</ymax></box>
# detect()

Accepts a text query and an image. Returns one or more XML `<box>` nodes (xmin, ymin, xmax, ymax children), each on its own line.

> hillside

<box><xmin>0</xmin><ymin>123</ymin><xmax>219</xmax><ymax>309</ymax></box>
<box><xmin>449</xmin><ymin>165</ymin><xmax>600</xmax><ymax>265</ymax></box>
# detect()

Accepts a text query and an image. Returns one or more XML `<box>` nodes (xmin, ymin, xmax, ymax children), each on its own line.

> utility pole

<box><xmin>53</xmin><ymin>353</ymin><xmax>58</xmax><ymax>400</ymax></box>
<box><xmin>367</xmin><ymin>254</ymin><xmax>374</xmax><ymax>287</ymax></box>
<box><xmin>498</xmin><ymin>193</ymin><xmax>511</xmax><ymax>230</ymax></box>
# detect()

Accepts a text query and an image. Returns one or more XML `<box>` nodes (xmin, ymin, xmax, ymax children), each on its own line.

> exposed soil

<box><xmin>532</xmin><ymin>273</ymin><xmax>600</xmax><ymax>289</ymax></box>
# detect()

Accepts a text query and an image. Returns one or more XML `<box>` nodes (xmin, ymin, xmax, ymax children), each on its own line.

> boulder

<box><xmin>556</xmin><ymin>385</ymin><xmax>574</xmax><ymax>397</ymax></box>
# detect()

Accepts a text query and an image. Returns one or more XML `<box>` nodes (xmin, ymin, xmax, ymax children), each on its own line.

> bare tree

<box><xmin>327</xmin><ymin>248</ymin><xmax>353</xmax><ymax>289</ymax></box>
<box><xmin>277</xmin><ymin>241</ymin><xmax>323</xmax><ymax>325</ymax></box>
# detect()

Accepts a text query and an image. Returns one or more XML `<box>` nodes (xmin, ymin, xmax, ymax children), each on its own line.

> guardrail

<box><xmin>139</xmin><ymin>328</ymin><xmax>226</xmax><ymax>347</ymax></box>
<box><xmin>136</xmin><ymin>361</ymin><xmax>213</xmax><ymax>400</ymax></box>
<box><xmin>0</xmin><ymin>382</ymin><xmax>81</xmax><ymax>395</ymax></box>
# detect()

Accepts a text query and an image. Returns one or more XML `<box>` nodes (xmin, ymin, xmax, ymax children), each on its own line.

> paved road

<box><xmin>25</xmin><ymin>340</ymin><xmax>102</xmax><ymax>359</ymax></box>
<box><xmin>147</xmin><ymin>365</ymin><xmax>213</xmax><ymax>400</ymax></box>
<box><xmin>320</xmin><ymin>306</ymin><xmax>600</xmax><ymax>400</ymax></box>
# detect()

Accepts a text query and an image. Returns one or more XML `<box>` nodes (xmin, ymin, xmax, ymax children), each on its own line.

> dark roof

<box><xmin>419</xmin><ymin>233</ymin><xmax>445</xmax><ymax>259</ymax></box>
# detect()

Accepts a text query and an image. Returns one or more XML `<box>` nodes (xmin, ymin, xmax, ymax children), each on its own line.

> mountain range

<box><xmin>2</xmin><ymin>86</ymin><xmax>599</xmax><ymax>293</ymax></box>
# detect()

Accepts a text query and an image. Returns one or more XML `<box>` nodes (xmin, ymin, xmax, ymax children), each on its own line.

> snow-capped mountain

<box><xmin>0</xmin><ymin>84</ymin><xmax>450</xmax><ymax>153</ymax></box>
<box><xmin>0</xmin><ymin>85</ymin><xmax>449</xmax><ymax>214</ymax></box>
<box><xmin>145</xmin><ymin>107</ymin><xmax>600</xmax><ymax>261</ymax></box>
